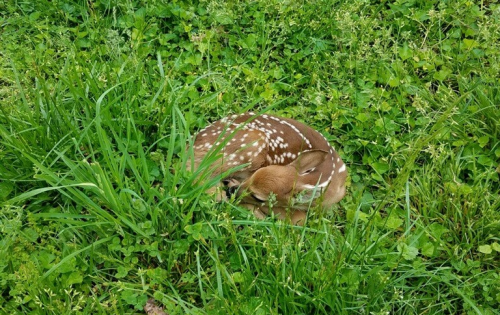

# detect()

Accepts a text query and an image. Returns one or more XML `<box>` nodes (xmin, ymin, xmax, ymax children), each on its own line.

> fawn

<box><xmin>190</xmin><ymin>112</ymin><xmax>347</xmax><ymax>224</ymax></box>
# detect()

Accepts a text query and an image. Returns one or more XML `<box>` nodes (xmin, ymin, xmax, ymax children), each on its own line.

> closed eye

<box><xmin>251</xmin><ymin>194</ymin><xmax>265</xmax><ymax>202</ymax></box>
<box><xmin>301</xmin><ymin>167</ymin><xmax>315</xmax><ymax>175</ymax></box>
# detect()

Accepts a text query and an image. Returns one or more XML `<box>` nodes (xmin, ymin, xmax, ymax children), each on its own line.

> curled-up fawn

<box><xmin>190</xmin><ymin>112</ymin><xmax>347</xmax><ymax>225</ymax></box>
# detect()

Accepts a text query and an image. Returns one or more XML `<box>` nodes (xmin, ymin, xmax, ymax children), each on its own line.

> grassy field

<box><xmin>1</xmin><ymin>0</ymin><xmax>499</xmax><ymax>314</ymax></box>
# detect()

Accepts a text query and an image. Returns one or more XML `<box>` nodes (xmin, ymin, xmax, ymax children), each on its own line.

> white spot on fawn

<box><xmin>338</xmin><ymin>163</ymin><xmax>346</xmax><ymax>173</ymax></box>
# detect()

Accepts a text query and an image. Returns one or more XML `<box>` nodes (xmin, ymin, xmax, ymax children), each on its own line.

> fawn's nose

<box><xmin>223</xmin><ymin>178</ymin><xmax>241</xmax><ymax>199</ymax></box>
<box><xmin>226</xmin><ymin>185</ymin><xmax>239</xmax><ymax>199</ymax></box>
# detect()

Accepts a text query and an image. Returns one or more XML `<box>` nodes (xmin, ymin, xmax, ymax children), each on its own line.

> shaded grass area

<box><xmin>1</xmin><ymin>0</ymin><xmax>499</xmax><ymax>314</ymax></box>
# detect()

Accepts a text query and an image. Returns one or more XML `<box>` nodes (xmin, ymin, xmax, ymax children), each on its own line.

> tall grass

<box><xmin>1</xmin><ymin>0</ymin><xmax>499</xmax><ymax>314</ymax></box>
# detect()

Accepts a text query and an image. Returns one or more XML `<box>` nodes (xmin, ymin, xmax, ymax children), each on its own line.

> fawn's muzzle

<box><xmin>223</xmin><ymin>178</ymin><xmax>241</xmax><ymax>199</ymax></box>
<box><xmin>225</xmin><ymin>185</ymin><xmax>239</xmax><ymax>199</ymax></box>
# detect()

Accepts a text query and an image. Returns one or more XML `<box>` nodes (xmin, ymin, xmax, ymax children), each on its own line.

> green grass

<box><xmin>1</xmin><ymin>0</ymin><xmax>499</xmax><ymax>314</ymax></box>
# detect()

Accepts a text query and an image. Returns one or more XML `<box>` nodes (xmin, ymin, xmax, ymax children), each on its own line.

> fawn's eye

<box><xmin>251</xmin><ymin>194</ymin><xmax>265</xmax><ymax>202</ymax></box>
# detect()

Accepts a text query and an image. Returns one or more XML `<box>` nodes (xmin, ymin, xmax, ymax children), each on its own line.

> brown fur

<box><xmin>189</xmin><ymin>113</ymin><xmax>347</xmax><ymax>224</ymax></box>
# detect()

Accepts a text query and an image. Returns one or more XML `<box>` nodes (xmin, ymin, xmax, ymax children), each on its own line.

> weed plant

<box><xmin>1</xmin><ymin>0</ymin><xmax>499</xmax><ymax>314</ymax></box>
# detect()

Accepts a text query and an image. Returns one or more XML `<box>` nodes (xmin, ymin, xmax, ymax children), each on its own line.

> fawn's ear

<box><xmin>288</xmin><ymin>150</ymin><xmax>328</xmax><ymax>175</ymax></box>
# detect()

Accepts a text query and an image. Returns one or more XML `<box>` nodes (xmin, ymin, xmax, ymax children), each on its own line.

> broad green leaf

<box><xmin>398</xmin><ymin>243</ymin><xmax>419</xmax><ymax>260</ymax></box>
<box><xmin>66</xmin><ymin>271</ymin><xmax>83</xmax><ymax>286</ymax></box>
<box><xmin>428</xmin><ymin>223</ymin><xmax>449</xmax><ymax>239</ymax></box>
<box><xmin>433</xmin><ymin>67</ymin><xmax>452</xmax><ymax>81</ymax></box>
<box><xmin>372</xmin><ymin>162</ymin><xmax>390</xmax><ymax>174</ymax></box>
<box><xmin>214</xmin><ymin>13</ymin><xmax>233</xmax><ymax>25</ymax></box>
<box><xmin>185</xmin><ymin>222</ymin><xmax>203</xmax><ymax>240</ymax></box>
<box><xmin>121</xmin><ymin>290</ymin><xmax>138</xmax><ymax>305</ymax></box>
<box><xmin>0</xmin><ymin>182</ymin><xmax>14</xmax><ymax>200</ymax></box>
<box><xmin>355</xmin><ymin>112</ymin><xmax>369</xmax><ymax>122</ymax></box>
<box><xmin>388</xmin><ymin>77</ymin><xmax>400</xmax><ymax>87</ymax></box>
<box><xmin>232</xmin><ymin>272</ymin><xmax>244</xmax><ymax>283</ymax></box>
<box><xmin>478</xmin><ymin>245</ymin><xmax>492</xmax><ymax>254</ymax></box>
<box><xmin>478</xmin><ymin>155</ymin><xmax>494</xmax><ymax>166</ymax></box>
<box><xmin>29</xmin><ymin>11</ymin><xmax>41</xmax><ymax>21</ymax></box>
<box><xmin>37</xmin><ymin>251</ymin><xmax>56</xmax><ymax>270</ymax></box>
<box><xmin>116</xmin><ymin>266</ymin><xmax>130</xmax><ymax>278</ymax></box>
<box><xmin>463</xmin><ymin>39</ymin><xmax>479</xmax><ymax>49</ymax></box>
<box><xmin>491</xmin><ymin>242</ymin><xmax>500</xmax><ymax>252</ymax></box>
<box><xmin>159</xmin><ymin>34</ymin><xmax>178</xmax><ymax>45</ymax></box>
<box><xmin>385</xmin><ymin>214</ymin><xmax>403</xmax><ymax>230</ymax></box>
<box><xmin>346</xmin><ymin>208</ymin><xmax>369</xmax><ymax>222</ymax></box>
<box><xmin>58</xmin><ymin>256</ymin><xmax>77</xmax><ymax>274</ymax></box>
<box><xmin>22</xmin><ymin>228</ymin><xmax>39</xmax><ymax>242</ymax></box>
<box><xmin>398</xmin><ymin>43</ymin><xmax>412</xmax><ymax>61</ymax></box>
<box><xmin>421</xmin><ymin>242</ymin><xmax>435</xmax><ymax>257</ymax></box>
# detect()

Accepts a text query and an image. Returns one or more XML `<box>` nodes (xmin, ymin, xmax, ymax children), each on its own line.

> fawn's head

<box><xmin>227</xmin><ymin>150</ymin><xmax>342</xmax><ymax>209</ymax></box>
